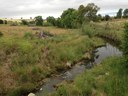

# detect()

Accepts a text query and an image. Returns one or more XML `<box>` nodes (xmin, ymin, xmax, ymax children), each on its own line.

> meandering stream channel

<box><xmin>35</xmin><ymin>43</ymin><xmax>122</xmax><ymax>96</ymax></box>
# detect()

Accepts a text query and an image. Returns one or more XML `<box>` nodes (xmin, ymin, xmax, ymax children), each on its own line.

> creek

<box><xmin>35</xmin><ymin>43</ymin><xmax>122</xmax><ymax>96</ymax></box>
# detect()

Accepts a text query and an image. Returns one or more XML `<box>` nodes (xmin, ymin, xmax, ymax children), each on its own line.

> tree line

<box><xmin>0</xmin><ymin>3</ymin><xmax>128</xmax><ymax>29</ymax></box>
<box><xmin>31</xmin><ymin>5</ymin><xmax>128</xmax><ymax>28</ymax></box>
<box><xmin>116</xmin><ymin>8</ymin><xmax>128</xmax><ymax>19</ymax></box>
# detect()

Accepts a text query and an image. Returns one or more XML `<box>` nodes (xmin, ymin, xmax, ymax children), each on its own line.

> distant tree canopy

<box><xmin>77</xmin><ymin>3</ymin><xmax>100</xmax><ymax>24</ymax></box>
<box><xmin>46</xmin><ymin>16</ymin><xmax>56</xmax><ymax>26</ymax></box>
<box><xmin>115</xmin><ymin>8</ymin><xmax>128</xmax><ymax>19</ymax></box>
<box><xmin>4</xmin><ymin>20</ymin><xmax>7</xmax><ymax>24</ymax></box>
<box><xmin>60</xmin><ymin>8</ymin><xmax>78</xmax><ymax>28</ymax></box>
<box><xmin>104</xmin><ymin>15</ymin><xmax>111</xmax><ymax>21</ymax></box>
<box><xmin>35</xmin><ymin>16</ymin><xmax>43</xmax><ymax>26</ymax></box>
<box><xmin>0</xmin><ymin>19</ymin><xmax>4</xmax><ymax>24</ymax></box>
<box><xmin>34</xmin><ymin>4</ymin><xmax>128</xmax><ymax>28</ymax></box>
<box><xmin>55</xmin><ymin>18</ymin><xmax>62</xmax><ymax>28</ymax></box>
<box><xmin>84</xmin><ymin>3</ymin><xmax>100</xmax><ymax>21</ymax></box>
<box><xmin>21</xmin><ymin>20</ymin><xmax>28</xmax><ymax>25</ymax></box>
<box><xmin>97</xmin><ymin>14</ymin><xmax>102</xmax><ymax>21</ymax></box>
<box><xmin>123</xmin><ymin>9</ymin><xmax>128</xmax><ymax>18</ymax></box>
<box><xmin>116</xmin><ymin>8</ymin><xmax>123</xmax><ymax>19</ymax></box>
<box><xmin>77</xmin><ymin>5</ymin><xmax>86</xmax><ymax>25</ymax></box>
<box><xmin>54</xmin><ymin>3</ymin><xmax>100</xmax><ymax>28</ymax></box>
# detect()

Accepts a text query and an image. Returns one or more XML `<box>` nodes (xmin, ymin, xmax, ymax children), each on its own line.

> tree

<box><xmin>56</xmin><ymin>18</ymin><xmax>63</xmax><ymax>28</ymax></box>
<box><xmin>0</xmin><ymin>19</ymin><xmax>4</xmax><ymax>24</ymax></box>
<box><xmin>123</xmin><ymin>9</ymin><xmax>128</xmax><ymax>18</ymax></box>
<box><xmin>116</xmin><ymin>8</ymin><xmax>123</xmax><ymax>19</ymax></box>
<box><xmin>4</xmin><ymin>20</ymin><xmax>7</xmax><ymax>24</ymax></box>
<box><xmin>77</xmin><ymin>5</ymin><xmax>86</xmax><ymax>25</ymax></box>
<box><xmin>77</xmin><ymin>3</ymin><xmax>100</xmax><ymax>24</ymax></box>
<box><xmin>60</xmin><ymin>8</ymin><xmax>78</xmax><ymax>28</ymax></box>
<box><xmin>84</xmin><ymin>3</ymin><xmax>100</xmax><ymax>21</ymax></box>
<box><xmin>34</xmin><ymin>16</ymin><xmax>43</xmax><ymax>26</ymax></box>
<box><xmin>104</xmin><ymin>15</ymin><xmax>110</xmax><ymax>21</ymax></box>
<box><xmin>21</xmin><ymin>20</ymin><xmax>28</xmax><ymax>25</ymax></box>
<box><xmin>46</xmin><ymin>16</ymin><xmax>56</xmax><ymax>26</ymax></box>
<box><xmin>97</xmin><ymin>14</ymin><xmax>102</xmax><ymax>21</ymax></box>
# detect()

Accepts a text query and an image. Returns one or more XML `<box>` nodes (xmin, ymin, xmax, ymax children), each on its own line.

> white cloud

<box><xmin>0</xmin><ymin>0</ymin><xmax>128</xmax><ymax>19</ymax></box>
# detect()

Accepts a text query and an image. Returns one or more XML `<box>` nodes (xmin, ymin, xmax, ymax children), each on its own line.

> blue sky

<box><xmin>0</xmin><ymin>0</ymin><xmax>128</xmax><ymax>19</ymax></box>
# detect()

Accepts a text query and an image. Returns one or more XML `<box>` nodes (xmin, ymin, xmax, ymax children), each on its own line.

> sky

<box><xmin>0</xmin><ymin>0</ymin><xmax>128</xmax><ymax>19</ymax></box>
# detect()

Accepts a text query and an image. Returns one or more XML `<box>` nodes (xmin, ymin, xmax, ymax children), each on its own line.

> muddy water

<box><xmin>35</xmin><ymin>43</ymin><xmax>122</xmax><ymax>96</ymax></box>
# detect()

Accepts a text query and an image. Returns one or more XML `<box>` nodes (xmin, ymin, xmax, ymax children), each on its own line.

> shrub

<box><xmin>21</xmin><ymin>20</ymin><xmax>28</xmax><ymax>25</ymax></box>
<box><xmin>4</xmin><ymin>20</ymin><xmax>7</xmax><ymax>24</ymax></box>
<box><xmin>10</xmin><ymin>22</ymin><xmax>18</xmax><ymax>26</ymax></box>
<box><xmin>31</xmin><ymin>67</ymin><xmax>38</xmax><ymax>75</ymax></box>
<box><xmin>24</xmin><ymin>32</ymin><xmax>34</xmax><ymax>39</ymax></box>
<box><xmin>43</xmin><ymin>22</ymin><xmax>52</xmax><ymax>26</ymax></box>
<box><xmin>0</xmin><ymin>20</ymin><xmax>4</xmax><ymax>24</ymax></box>
<box><xmin>8</xmin><ymin>83</ymin><xmax>35</xmax><ymax>96</ymax></box>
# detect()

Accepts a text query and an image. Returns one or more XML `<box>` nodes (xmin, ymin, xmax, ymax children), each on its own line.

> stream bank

<box><xmin>34</xmin><ymin>42</ymin><xmax>122</xmax><ymax>96</ymax></box>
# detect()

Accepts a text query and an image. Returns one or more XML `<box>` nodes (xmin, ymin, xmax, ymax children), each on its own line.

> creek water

<box><xmin>35</xmin><ymin>43</ymin><xmax>122</xmax><ymax>96</ymax></box>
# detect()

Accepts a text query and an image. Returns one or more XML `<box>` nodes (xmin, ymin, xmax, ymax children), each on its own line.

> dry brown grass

<box><xmin>0</xmin><ymin>25</ymin><xmax>73</xmax><ymax>38</ymax></box>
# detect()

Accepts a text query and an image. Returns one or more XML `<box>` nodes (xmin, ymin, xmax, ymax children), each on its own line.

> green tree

<box><xmin>84</xmin><ymin>3</ymin><xmax>100</xmax><ymax>21</ymax></box>
<box><xmin>34</xmin><ymin>16</ymin><xmax>43</xmax><ymax>26</ymax></box>
<box><xmin>123</xmin><ymin>9</ymin><xmax>128</xmax><ymax>18</ymax></box>
<box><xmin>97</xmin><ymin>14</ymin><xmax>102</xmax><ymax>21</ymax></box>
<box><xmin>56</xmin><ymin>18</ymin><xmax>63</xmax><ymax>28</ymax></box>
<box><xmin>104</xmin><ymin>15</ymin><xmax>111</xmax><ymax>21</ymax></box>
<box><xmin>116</xmin><ymin>8</ymin><xmax>123</xmax><ymax>19</ymax></box>
<box><xmin>4</xmin><ymin>20</ymin><xmax>7</xmax><ymax>24</ymax></box>
<box><xmin>46</xmin><ymin>16</ymin><xmax>56</xmax><ymax>26</ymax></box>
<box><xmin>0</xmin><ymin>19</ymin><xmax>4</xmax><ymax>24</ymax></box>
<box><xmin>77</xmin><ymin>3</ymin><xmax>100</xmax><ymax>24</ymax></box>
<box><xmin>61</xmin><ymin>8</ymin><xmax>78</xmax><ymax>28</ymax></box>
<box><xmin>21</xmin><ymin>20</ymin><xmax>28</xmax><ymax>25</ymax></box>
<box><xmin>77</xmin><ymin>5</ymin><xmax>86</xmax><ymax>25</ymax></box>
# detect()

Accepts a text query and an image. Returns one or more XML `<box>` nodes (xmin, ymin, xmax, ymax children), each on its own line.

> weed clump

<box><xmin>24</xmin><ymin>32</ymin><xmax>34</xmax><ymax>39</ymax></box>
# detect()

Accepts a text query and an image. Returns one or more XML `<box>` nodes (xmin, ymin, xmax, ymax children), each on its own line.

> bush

<box><xmin>21</xmin><ymin>20</ymin><xmax>28</xmax><ymax>25</ymax></box>
<box><xmin>43</xmin><ymin>22</ymin><xmax>52</xmax><ymax>26</ymax></box>
<box><xmin>8</xmin><ymin>83</ymin><xmax>35</xmax><ymax>96</ymax></box>
<box><xmin>4</xmin><ymin>20</ymin><xmax>7</xmax><ymax>24</ymax></box>
<box><xmin>10</xmin><ymin>22</ymin><xmax>19</xmax><ymax>26</ymax></box>
<box><xmin>24</xmin><ymin>32</ymin><xmax>34</xmax><ymax>39</ymax></box>
<box><xmin>0</xmin><ymin>19</ymin><xmax>4</xmax><ymax>24</ymax></box>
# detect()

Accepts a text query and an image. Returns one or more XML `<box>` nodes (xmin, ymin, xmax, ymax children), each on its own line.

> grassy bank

<box><xmin>81</xmin><ymin>20</ymin><xmax>126</xmax><ymax>44</ymax></box>
<box><xmin>0</xmin><ymin>25</ymin><xmax>104</xmax><ymax>96</ymax></box>
<box><xmin>49</xmin><ymin>20</ymin><xmax>128</xmax><ymax>96</ymax></box>
<box><xmin>50</xmin><ymin>56</ymin><xmax>128</xmax><ymax>96</ymax></box>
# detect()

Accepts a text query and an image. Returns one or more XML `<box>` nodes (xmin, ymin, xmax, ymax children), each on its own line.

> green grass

<box><xmin>81</xmin><ymin>21</ymin><xmax>124</xmax><ymax>44</ymax></box>
<box><xmin>50</xmin><ymin>57</ymin><xmax>128</xmax><ymax>96</ymax></box>
<box><xmin>0</xmin><ymin>26</ymin><xmax>104</xmax><ymax>96</ymax></box>
<box><xmin>1</xmin><ymin>20</ymin><xmax>127</xmax><ymax>96</ymax></box>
